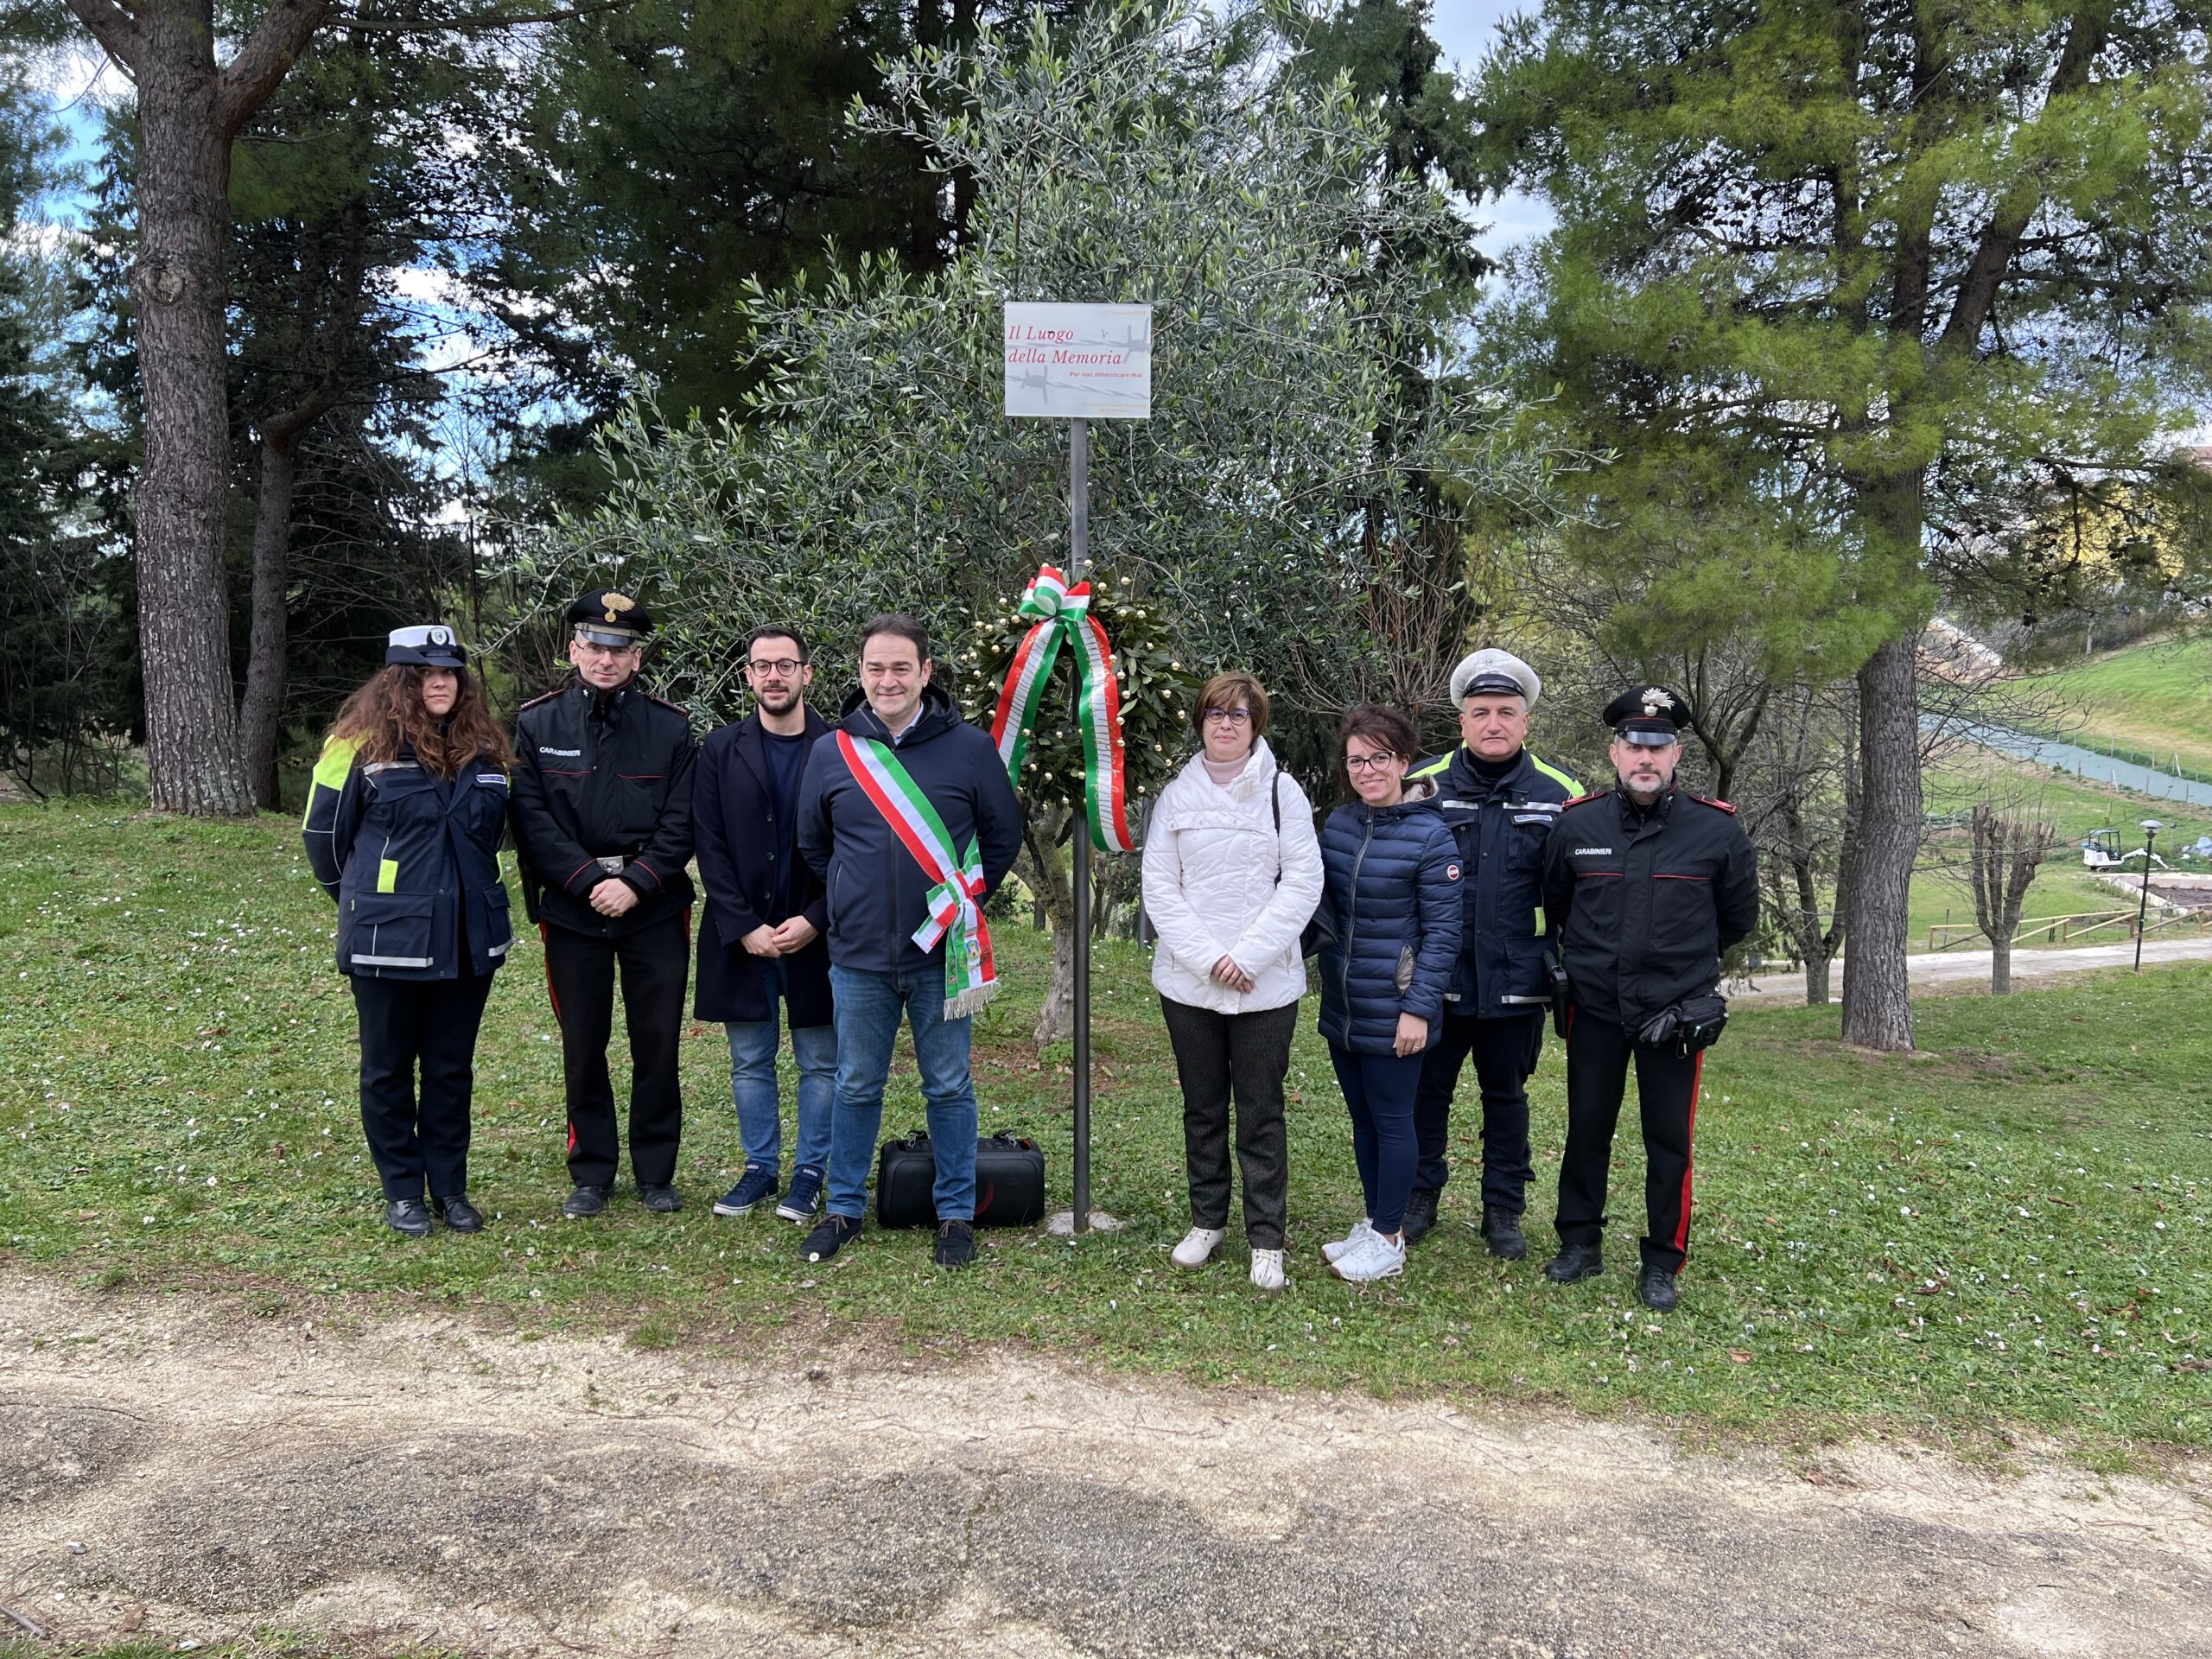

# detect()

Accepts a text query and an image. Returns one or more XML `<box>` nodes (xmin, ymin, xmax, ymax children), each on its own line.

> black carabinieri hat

<box><xmin>386</xmin><ymin>623</ymin><xmax>467</xmax><ymax>669</ymax></box>
<box><xmin>1603</xmin><ymin>685</ymin><xmax>1689</xmax><ymax>747</ymax></box>
<box><xmin>568</xmin><ymin>588</ymin><xmax>655</xmax><ymax>650</ymax></box>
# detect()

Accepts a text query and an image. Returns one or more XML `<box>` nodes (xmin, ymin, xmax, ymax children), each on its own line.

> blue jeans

<box><xmin>1329</xmin><ymin>1042</ymin><xmax>1425</xmax><ymax>1236</ymax></box>
<box><xmin>726</xmin><ymin>958</ymin><xmax>836</xmax><ymax>1173</ymax></box>
<box><xmin>824</xmin><ymin>963</ymin><xmax>977</xmax><ymax>1222</ymax></box>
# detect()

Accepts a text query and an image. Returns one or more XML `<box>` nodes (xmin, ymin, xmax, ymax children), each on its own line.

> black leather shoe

<box><xmin>1637</xmin><ymin>1265</ymin><xmax>1680</xmax><ymax>1313</ymax></box>
<box><xmin>639</xmin><ymin>1183</ymin><xmax>683</xmax><ymax>1214</ymax></box>
<box><xmin>433</xmin><ymin>1194</ymin><xmax>485</xmax><ymax>1234</ymax></box>
<box><xmin>1544</xmin><ymin>1241</ymin><xmax>1604</xmax><ymax>1283</ymax></box>
<box><xmin>1482</xmin><ymin>1207</ymin><xmax>1527</xmax><ymax>1260</ymax></box>
<box><xmin>563</xmin><ymin>1185</ymin><xmax>610</xmax><ymax>1219</ymax></box>
<box><xmin>934</xmin><ymin>1218</ymin><xmax>977</xmax><ymax>1269</ymax></box>
<box><xmin>1401</xmin><ymin>1188</ymin><xmax>1440</xmax><ymax>1246</ymax></box>
<box><xmin>385</xmin><ymin>1198</ymin><xmax>432</xmax><ymax>1238</ymax></box>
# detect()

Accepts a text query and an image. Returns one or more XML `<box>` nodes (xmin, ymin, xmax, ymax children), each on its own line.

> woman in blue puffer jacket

<box><xmin>1312</xmin><ymin>704</ymin><xmax>1464</xmax><ymax>1282</ymax></box>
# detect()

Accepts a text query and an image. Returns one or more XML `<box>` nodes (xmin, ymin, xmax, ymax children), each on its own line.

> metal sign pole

<box><xmin>1069</xmin><ymin>416</ymin><xmax>1092</xmax><ymax>1233</ymax></box>
<box><xmin>2135</xmin><ymin>823</ymin><xmax>2158</xmax><ymax>970</ymax></box>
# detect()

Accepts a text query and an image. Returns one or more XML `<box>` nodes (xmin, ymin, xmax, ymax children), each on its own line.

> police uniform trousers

<box><xmin>1412</xmin><ymin>1007</ymin><xmax>1543</xmax><ymax>1212</ymax></box>
<box><xmin>540</xmin><ymin>911</ymin><xmax>690</xmax><ymax>1189</ymax></box>
<box><xmin>352</xmin><ymin>970</ymin><xmax>495</xmax><ymax>1203</ymax></box>
<box><xmin>1556</xmin><ymin>1007</ymin><xmax>1704</xmax><ymax>1272</ymax></box>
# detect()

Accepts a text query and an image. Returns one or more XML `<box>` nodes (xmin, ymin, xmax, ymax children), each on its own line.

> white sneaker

<box><xmin>1249</xmin><ymin>1248</ymin><xmax>1286</xmax><ymax>1293</ymax></box>
<box><xmin>1330</xmin><ymin>1228</ymin><xmax>1407</xmax><ymax>1283</ymax></box>
<box><xmin>1322</xmin><ymin>1217</ymin><xmax>1373</xmax><ymax>1263</ymax></box>
<box><xmin>1171</xmin><ymin>1226</ymin><xmax>1225</xmax><ymax>1268</ymax></box>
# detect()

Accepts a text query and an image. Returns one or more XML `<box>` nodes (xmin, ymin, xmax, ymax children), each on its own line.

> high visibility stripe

<box><xmin>352</xmin><ymin>953</ymin><xmax>434</xmax><ymax>968</ymax></box>
<box><xmin>1529</xmin><ymin>752</ymin><xmax>1581</xmax><ymax>795</ymax></box>
<box><xmin>1410</xmin><ymin>754</ymin><xmax>1449</xmax><ymax>779</ymax></box>
<box><xmin>377</xmin><ymin>858</ymin><xmax>399</xmax><ymax>893</ymax></box>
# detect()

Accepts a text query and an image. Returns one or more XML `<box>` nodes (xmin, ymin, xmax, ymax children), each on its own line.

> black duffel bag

<box><xmin>874</xmin><ymin>1129</ymin><xmax>1046</xmax><ymax>1229</ymax></box>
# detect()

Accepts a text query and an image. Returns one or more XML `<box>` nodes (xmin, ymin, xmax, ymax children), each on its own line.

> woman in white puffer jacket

<box><xmin>1141</xmin><ymin>671</ymin><xmax>1324</xmax><ymax>1291</ymax></box>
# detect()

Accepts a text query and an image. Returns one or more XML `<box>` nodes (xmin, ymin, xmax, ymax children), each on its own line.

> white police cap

<box><xmin>386</xmin><ymin>624</ymin><xmax>467</xmax><ymax>669</ymax></box>
<box><xmin>1449</xmin><ymin>647</ymin><xmax>1539</xmax><ymax>709</ymax></box>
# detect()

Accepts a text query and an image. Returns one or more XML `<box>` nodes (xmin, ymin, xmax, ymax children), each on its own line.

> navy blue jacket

<box><xmin>795</xmin><ymin>684</ymin><xmax>1025</xmax><ymax>977</ymax></box>
<box><xmin>302</xmin><ymin>738</ymin><xmax>513</xmax><ymax>981</ymax></box>
<box><xmin>1409</xmin><ymin>745</ymin><xmax>1580</xmax><ymax>1017</ymax></box>
<box><xmin>1313</xmin><ymin>783</ymin><xmax>1465</xmax><ymax>1054</ymax></box>
<box><xmin>693</xmin><ymin>707</ymin><xmax>836</xmax><ymax>1027</ymax></box>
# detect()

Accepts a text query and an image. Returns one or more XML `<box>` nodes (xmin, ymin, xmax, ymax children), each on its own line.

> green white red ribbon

<box><xmin>835</xmin><ymin>730</ymin><xmax>998</xmax><ymax>1019</ymax></box>
<box><xmin>989</xmin><ymin>563</ymin><xmax>1135</xmax><ymax>853</ymax></box>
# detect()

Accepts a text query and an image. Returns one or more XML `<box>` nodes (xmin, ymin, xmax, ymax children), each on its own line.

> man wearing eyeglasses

<box><xmin>691</xmin><ymin>626</ymin><xmax>837</xmax><ymax>1225</ymax></box>
<box><xmin>511</xmin><ymin>589</ymin><xmax>698</xmax><ymax>1219</ymax></box>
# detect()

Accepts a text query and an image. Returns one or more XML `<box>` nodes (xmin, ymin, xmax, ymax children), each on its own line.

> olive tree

<box><xmin>518</xmin><ymin>0</ymin><xmax>1554</xmax><ymax>1041</ymax></box>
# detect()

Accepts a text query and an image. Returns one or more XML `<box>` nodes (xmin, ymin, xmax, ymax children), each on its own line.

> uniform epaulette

<box><xmin>1687</xmin><ymin>793</ymin><xmax>1737</xmax><ymax>814</ymax></box>
<box><xmin>1562</xmin><ymin>791</ymin><xmax>1606</xmax><ymax>809</ymax></box>
<box><xmin>517</xmin><ymin>686</ymin><xmax>567</xmax><ymax>712</ymax></box>
<box><xmin>641</xmin><ymin>689</ymin><xmax>690</xmax><ymax>717</ymax></box>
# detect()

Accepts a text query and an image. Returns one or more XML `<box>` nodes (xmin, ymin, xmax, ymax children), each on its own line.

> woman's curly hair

<box><xmin>329</xmin><ymin>664</ymin><xmax>513</xmax><ymax>777</ymax></box>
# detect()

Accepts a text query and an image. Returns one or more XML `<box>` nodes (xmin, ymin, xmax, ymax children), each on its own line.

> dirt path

<box><xmin>3</xmin><ymin>1270</ymin><xmax>2208</xmax><ymax>1659</ymax></box>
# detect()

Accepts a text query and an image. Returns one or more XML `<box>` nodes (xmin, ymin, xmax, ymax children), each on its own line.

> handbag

<box><xmin>874</xmin><ymin>1129</ymin><xmax>1047</xmax><ymax>1228</ymax></box>
<box><xmin>1635</xmin><ymin>991</ymin><xmax>1730</xmax><ymax>1056</ymax></box>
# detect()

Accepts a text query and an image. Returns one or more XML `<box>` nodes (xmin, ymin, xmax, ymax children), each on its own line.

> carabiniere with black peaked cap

<box><xmin>1602</xmin><ymin>684</ymin><xmax>1690</xmax><ymax>745</ymax></box>
<box><xmin>568</xmin><ymin>588</ymin><xmax>656</xmax><ymax>650</ymax></box>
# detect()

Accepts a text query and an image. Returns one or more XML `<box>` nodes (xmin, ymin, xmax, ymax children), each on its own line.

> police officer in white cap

<box><xmin>1403</xmin><ymin>649</ymin><xmax>1580</xmax><ymax>1257</ymax></box>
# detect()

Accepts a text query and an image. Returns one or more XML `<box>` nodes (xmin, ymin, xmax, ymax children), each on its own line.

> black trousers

<box><xmin>1412</xmin><ymin>1007</ymin><xmax>1543</xmax><ymax>1211</ymax></box>
<box><xmin>1159</xmin><ymin>996</ymin><xmax>1297</xmax><ymax>1250</ymax></box>
<box><xmin>541</xmin><ymin>912</ymin><xmax>690</xmax><ymax>1189</ymax></box>
<box><xmin>1555</xmin><ymin>1007</ymin><xmax>1705</xmax><ymax>1272</ymax></box>
<box><xmin>352</xmin><ymin>970</ymin><xmax>495</xmax><ymax>1202</ymax></box>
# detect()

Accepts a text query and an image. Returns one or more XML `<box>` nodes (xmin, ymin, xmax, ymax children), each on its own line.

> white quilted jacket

<box><xmin>1141</xmin><ymin>741</ymin><xmax>1325</xmax><ymax>1014</ymax></box>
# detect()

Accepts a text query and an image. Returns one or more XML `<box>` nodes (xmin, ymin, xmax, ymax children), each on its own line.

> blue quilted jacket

<box><xmin>1313</xmin><ymin>781</ymin><xmax>1465</xmax><ymax>1054</ymax></box>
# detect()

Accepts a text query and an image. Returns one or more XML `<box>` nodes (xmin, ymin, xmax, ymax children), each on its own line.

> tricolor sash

<box><xmin>989</xmin><ymin>563</ymin><xmax>1136</xmax><ymax>853</ymax></box>
<box><xmin>835</xmin><ymin>729</ymin><xmax>999</xmax><ymax>1019</ymax></box>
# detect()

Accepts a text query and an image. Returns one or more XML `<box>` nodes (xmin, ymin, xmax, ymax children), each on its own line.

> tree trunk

<box><xmin>236</xmin><ymin>429</ymin><xmax>298</xmax><ymax>810</ymax></box>
<box><xmin>1991</xmin><ymin>933</ymin><xmax>2012</xmax><ymax>995</ymax></box>
<box><xmin>133</xmin><ymin>1</ymin><xmax>257</xmax><ymax>816</ymax></box>
<box><xmin>1018</xmin><ymin>804</ymin><xmax>1077</xmax><ymax>1047</ymax></box>
<box><xmin>1802</xmin><ymin>950</ymin><xmax>1832</xmax><ymax>1006</ymax></box>
<box><xmin>1840</xmin><ymin>632</ymin><xmax>1920</xmax><ymax>1050</ymax></box>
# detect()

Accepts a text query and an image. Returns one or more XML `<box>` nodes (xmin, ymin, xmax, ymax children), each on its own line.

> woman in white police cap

<box><xmin>302</xmin><ymin>625</ymin><xmax>517</xmax><ymax>1237</ymax></box>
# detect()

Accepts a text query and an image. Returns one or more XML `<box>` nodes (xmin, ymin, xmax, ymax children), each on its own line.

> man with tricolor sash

<box><xmin>794</xmin><ymin>613</ymin><xmax>1025</xmax><ymax>1268</ymax></box>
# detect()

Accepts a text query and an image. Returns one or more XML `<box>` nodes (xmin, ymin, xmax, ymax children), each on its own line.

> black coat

<box><xmin>692</xmin><ymin>707</ymin><xmax>835</xmax><ymax>1027</ymax></box>
<box><xmin>509</xmin><ymin>678</ymin><xmax>697</xmax><ymax>938</ymax></box>
<box><xmin>1541</xmin><ymin>785</ymin><xmax>1759</xmax><ymax>1028</ymax></box>
<box><xmin>795</xmin><ymin>684</ymin><xmax>1025</xmax><ymax>977</ymax></box>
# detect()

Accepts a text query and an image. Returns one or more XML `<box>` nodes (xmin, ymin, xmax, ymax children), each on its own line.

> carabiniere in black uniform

<box><xmin>1541</xmin><ymin>685</ymin><xmax>1757</xmax><ymax>1311</ymax></box>
<box><xmin>509</xmin><ymin>589</ymin><xmax>697</xmax><ymax>1216</ymax></box>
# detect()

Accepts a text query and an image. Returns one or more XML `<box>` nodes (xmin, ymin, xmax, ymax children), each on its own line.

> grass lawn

<box><xmin>1905</xmin><ymin>746</ymin><xmax>2212</xmax><ymax>952</ymax></box>
<box><xmin>1</xmin><ymin>804</ymin><xmax>2206</xmax><ymax>1461</ymax></box>
<box><xmin>2022</xmin><ymin>632</ymin><xmax>2212</xmax><ymax>778</ymax></box>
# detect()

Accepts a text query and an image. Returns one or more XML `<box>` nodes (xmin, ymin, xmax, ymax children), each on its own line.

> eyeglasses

<box><xmin>1203</xmin><ymin>708</ymin><xmax>1251</xmax><ymax>727</ymax></box>
<box><xmin>747</xmin><ymin>658</ymin><xmax>804</xmax><ymax>676</ymax></box>
<box><xmin>575</xmin><ymin>639</ymin><xmax>642</xmax><ymax>659</ymax></box>
<box><xmin>1344</xmin><ymin>752</ymin><xmax>1400</xmax><ymax>773</ymax></box>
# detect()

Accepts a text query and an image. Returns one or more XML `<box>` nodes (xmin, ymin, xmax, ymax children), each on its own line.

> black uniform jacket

<box><xmin>510</xmin><ymin>678</ymin><xmax>697</xmax><ymax>938</ymax></box>
<box><xmin>1541</xmin><ymin>785</ymin><xmax>1758</xmax><ymax>1029</ymax></box>
<box><xmin>302</xmin><ymin>738</ymin><xmax>512</xmax><ymax>981</ymax></box>
<box><xmin>692</xmin><ymin>706</ymin><xmax>834</xmax><ymax>1027</ymax></box>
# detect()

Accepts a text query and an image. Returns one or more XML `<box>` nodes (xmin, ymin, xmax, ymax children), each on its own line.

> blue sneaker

<box><xmin>712</xmin><ymin>1162</ymin><xmax>779</xmax><ymax>1217</ymax></box>
<box><xmin>775</xmin><ymin>1163</ymin><xmax>824</xmax><ymax>1224</ymax></box>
